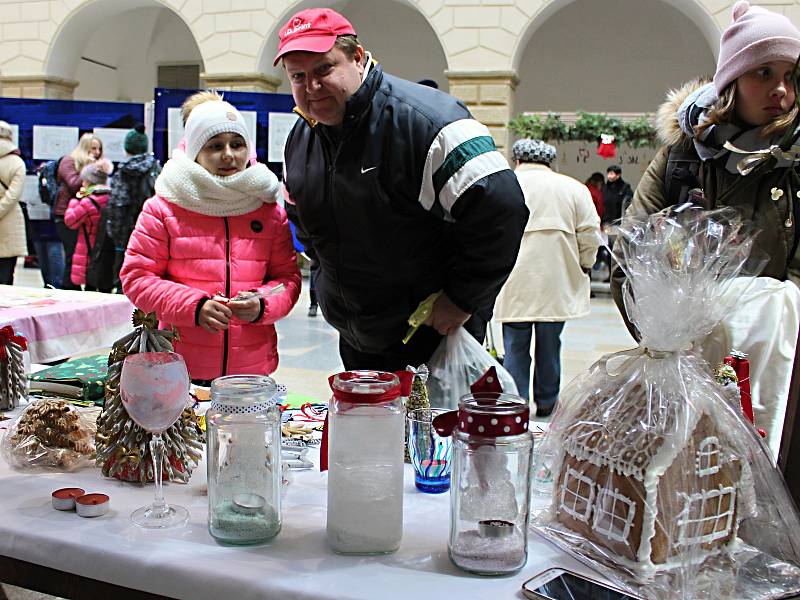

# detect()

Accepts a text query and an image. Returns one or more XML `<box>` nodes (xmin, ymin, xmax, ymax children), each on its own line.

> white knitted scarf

<box><xmin>155</xmin><ymin>151</ymin><xmax>279</xmax><ymax>217</ymax></box>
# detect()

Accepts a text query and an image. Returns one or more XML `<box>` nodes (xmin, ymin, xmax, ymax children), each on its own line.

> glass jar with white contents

<box><xmin>326</xmin><ymin>370</ymin><xmax>410</xmax><ymax>555</ymax></box>
<box><xmin>438</xmin><ymin>392</ymin><xmax>533</xmax><ymax>575</ymax></box>
<box><xmin>206</xmin><ymin>375</ymin><xmax>281</xmax><ymax>545</ymax></box>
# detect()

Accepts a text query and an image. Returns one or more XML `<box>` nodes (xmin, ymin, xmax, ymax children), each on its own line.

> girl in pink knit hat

<box><xmin>615</xmin><ymin>0</ymin><xmax>800</xmax><ymax>302</ymax></box>
<box><xmin>119</xmin><ymin>91</ymin><xmax>301</xmax><ymax>382</ymax></box>
<box><xmin>612</xmin><ymin>1</ymin><xmax>800</xmax><ymax>495</ymax></box>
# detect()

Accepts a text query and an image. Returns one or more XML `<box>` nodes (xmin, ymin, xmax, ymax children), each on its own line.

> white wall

<box><xmin>516</xmin><ymin>0</ymin><xmax>717</xmax><ymax>114</ymax></box>
<box><xmin>73</xmin><ymin>7</ymin><xmax>203</xmax><ymax>103</ymax></box>
<box><xmin>273</xmin><ymin>0</ymin><xmax>449</xmax><ymax>94</ymax></box>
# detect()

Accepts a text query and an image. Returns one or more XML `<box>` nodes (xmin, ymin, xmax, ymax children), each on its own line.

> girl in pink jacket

<box><xmin>120</xmin><ymin>91</ymin><xmax>301</xmax><ymax>381</ymax></box>
<box><xmin>64</xmin><ymin>162</ymin><xmax>111</xmax><ymax>291</ymax></box>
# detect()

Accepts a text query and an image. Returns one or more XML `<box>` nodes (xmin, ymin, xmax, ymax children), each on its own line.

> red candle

<box><xmin>52</xmin><ymin>487</ymin><xmax>85</xmax><ymax>511</ymax></box>
<box><xmin>75</xmin><ymin>493</ymin><xmax>110</xmax><ymax>518</ymax></box>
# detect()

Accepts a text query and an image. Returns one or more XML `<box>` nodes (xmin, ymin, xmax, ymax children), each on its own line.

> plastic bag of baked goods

<box><xmin>1</xmin><ymin>399</ymin><xmax>97</xmax><ymax>471</ymax></box>
<box><xmin>532</xmin><ymin>205</ymin><xmax>800</xmax><ymax>599</ymax></box>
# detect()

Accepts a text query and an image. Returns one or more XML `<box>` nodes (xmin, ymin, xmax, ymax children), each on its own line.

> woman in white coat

<box><xmin>0</xmin><ymin>121</ymin><xmax>27</xmax><ymax>285</ymax></box>
<box><xmin>494</xmin><ymin>139</ymin><xmax>600</xmax><ymax>416</ymax></box>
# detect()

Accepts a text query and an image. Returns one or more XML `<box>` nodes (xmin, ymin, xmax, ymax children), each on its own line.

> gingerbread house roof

<box><xmin>561</xmin><ymin>384</ymin><xmax>719</xmax><ymax>482</ymax></box>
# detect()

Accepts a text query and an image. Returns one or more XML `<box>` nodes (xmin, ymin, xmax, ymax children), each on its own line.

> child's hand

<box><xmin>227</xmin><ymin>296</ymin><xmax>261</xmax><ymax>323</ymax></box>
<box><xmin>199</xmin><ymin>299</ymin><xmax>232</xmax><ymax>332</ymax></box>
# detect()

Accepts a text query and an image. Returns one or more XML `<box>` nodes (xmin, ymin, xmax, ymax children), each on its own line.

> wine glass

<box><xmin>120</xmin><ymin>352</ymin><xmax>191</xmax><ymax>528</ymax></box>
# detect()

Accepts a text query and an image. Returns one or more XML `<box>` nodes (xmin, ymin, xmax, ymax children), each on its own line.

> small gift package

<box><xmin>532</xmin><ymin>206</ymin><xmax>800</xmax><ymax>599</ymax></box>
<box><xmin>1</xmin><ymin>399</ymin><xmax>96</xmax><ymax>470</ymax></box>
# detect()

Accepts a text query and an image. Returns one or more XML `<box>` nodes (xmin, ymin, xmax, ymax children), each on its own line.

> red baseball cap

<box><xmin>274</xmin><ymin>8</ymin><xmax>356</xmax><ymax>66</ymax></box>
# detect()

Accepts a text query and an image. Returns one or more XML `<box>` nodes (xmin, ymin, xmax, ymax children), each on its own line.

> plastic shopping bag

<box><xmin>426</xmin><ymin>327</ymin><xmax>518</xmax><ymax>409</ymax></box>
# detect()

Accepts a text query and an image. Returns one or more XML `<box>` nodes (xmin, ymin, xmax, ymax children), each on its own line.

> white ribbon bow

<box><xmin>723</xmin><ymin>141</ymin><xmax>800</xmax><ymax>176</ymax></box>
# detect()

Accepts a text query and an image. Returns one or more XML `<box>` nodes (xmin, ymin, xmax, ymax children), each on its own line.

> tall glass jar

<box><xmin>206</xmin><ymin>375</ymin><xmax>281</xmax><ymax>545</ymax></box>
<box><xmin>326</xmin><ymin>370</ymin><xmax>410</xmax><ymax>554</ymax></box>
<box><xmin>444</xmin><ymin>393</ymin><xmax>533</xmax><ymax>575</ymax></box>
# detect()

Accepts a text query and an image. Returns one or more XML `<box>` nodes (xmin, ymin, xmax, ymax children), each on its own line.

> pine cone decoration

<box><xmin>96</xmin><ymin>311</ymin><xmax>204</xmax><ymax>483</ymax></box>
<box><xmin>404</xmin><ymin>364</ymin><xmax>431</xmax><ymax>463</ymax></box>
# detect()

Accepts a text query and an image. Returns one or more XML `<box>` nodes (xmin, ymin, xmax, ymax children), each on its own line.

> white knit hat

<box><xmin>714</xmin><ymin>1</ymin><xmax>800</xmax><ymax>94</ymax></box>
<box><xmin>184</xmin><ymin>100</ymin><xmax>253</xmax><ymax>162</ymax></box>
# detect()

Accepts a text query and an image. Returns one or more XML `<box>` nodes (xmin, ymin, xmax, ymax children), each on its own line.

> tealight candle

<box><xmin>76</xmin><ymin>493</ymin><xmax>110</xmax><ymax>518</ymax></box>
<box><xmin>478</xmin><ymin>519</ymin><xmax>514</xmax><ymax>538</ymax></box>
<box><xmin>231</xmin><ymin>493</ymin><xmax>266</xmax><ymax>516</ymax></box>
<box><xmin>52</xmin><ymin>488</ymin><xmax>85</xmax><ymax>511</ymax></box>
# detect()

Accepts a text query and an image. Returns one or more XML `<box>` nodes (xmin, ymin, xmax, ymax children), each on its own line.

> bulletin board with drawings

<box><xmin>0</xmin><ymin>96</ymin><xmax>144</xmax><ymax>173</ymax></box>
<box><xmin>153</xmin><ymin>88</ymin><xmax>295</xmax><ymax>171</ymax></box>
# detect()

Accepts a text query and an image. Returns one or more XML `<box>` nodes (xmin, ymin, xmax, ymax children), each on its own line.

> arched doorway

<box><xmin>259</xmin><ymin>0</ymin><xmax>448</xmax><ymax>94</ymax></box>
<box><xmin>46</xmin><ymin>0</ymin><xmax>203</xmax><ymax>102</ymax></box>
<box><xmin>514</xmin><ymin>0</ymin><xmax>717</xmax><ymax>113</ymax></box>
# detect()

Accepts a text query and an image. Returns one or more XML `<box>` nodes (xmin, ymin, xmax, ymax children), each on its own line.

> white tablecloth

<box><xmin>0</xmin><ymin>417</ymin><xmax>592</xmax><ymax>599</ymax></box>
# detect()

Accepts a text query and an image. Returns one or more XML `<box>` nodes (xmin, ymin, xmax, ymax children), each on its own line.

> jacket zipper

<box><xmin>222</xmin><ymin>217</ymin><xmax>230</xmax><ymax>376</ymax></box>
<box><xmin>319</xmin><ymin>129</ymin><xmax>359</xmax><ymax>346</ymax></box>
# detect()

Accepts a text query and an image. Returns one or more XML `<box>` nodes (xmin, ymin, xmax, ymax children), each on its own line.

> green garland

<box><xmin>508</xmin><ymin>111</ymin><xmax>657</xmax><ymax>148</ymax></box>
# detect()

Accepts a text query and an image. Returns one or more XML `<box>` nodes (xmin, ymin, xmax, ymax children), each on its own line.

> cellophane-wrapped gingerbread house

<box><xmin>533</xmin><ymin>207</ymin><xmax>800</xmax><ymax>599</ymax></box>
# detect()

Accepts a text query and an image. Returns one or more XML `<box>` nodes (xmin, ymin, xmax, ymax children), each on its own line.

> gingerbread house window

<box><xmin>677</xmin><ymin>485</ymin><xmax>737</xmax><ymax>547</ymax></box>
<box><xmin>696</xmin><ymin>436</ymin><xmax>720</xmax><ymax>477</ymax></box>
<box><xmin>591</xmin><ymin>487</ymin><xmax>636</xmax><ymax>543</ymax></box>
<box><xmin>560</xmin><ymin>467</ymin><xmax>595</xmax><ymax>523</ymax></box>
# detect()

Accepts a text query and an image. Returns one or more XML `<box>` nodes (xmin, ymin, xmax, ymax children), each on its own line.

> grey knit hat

<box><xmin>512</xmin><ymin>139</ymin><xmax>556</xmax><ymax>164</ymax></box>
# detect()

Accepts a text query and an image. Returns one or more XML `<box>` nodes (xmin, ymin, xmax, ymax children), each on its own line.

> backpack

<box><xmin>81</xmin><ymin>197</ymin><xmax>116</xmax><ymax>291</ymax></box>
<box><xmin>37</xmin><ymin>157</ymin><xmax>63</xmax><ymax>206</ymax></box>
<box><xmin>664</xmin><ymin>144</ymin><xmax>702</xmax><ymax>206</ymax></box>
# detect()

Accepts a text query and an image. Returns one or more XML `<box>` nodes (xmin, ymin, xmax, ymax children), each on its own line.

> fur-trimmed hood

<box><xmin>655</xmin><ymin>78</ymin><xmax>711</xmax><ymax>147</ymax></box>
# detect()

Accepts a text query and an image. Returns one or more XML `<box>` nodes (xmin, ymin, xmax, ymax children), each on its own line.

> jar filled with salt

<box><xmin>326</xmin><ymin>370</ymin><xmax>412</xmax><ymax>554</ymax></box>
<box><xmin>206</xmin><ymin>375</ymin><xmax>281</xmax><ymax>545</ymax></box>
<box><xmin>436</xmin><ymin>392</ymin><xmax>533</xmax><ymax>575</ymax></box>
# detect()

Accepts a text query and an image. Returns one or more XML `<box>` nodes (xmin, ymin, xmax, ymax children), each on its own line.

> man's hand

<box><xmin>425</xmin><ymin>293</ymin><xmax>470</xmax><ymax>336</ymax></box>
<box><xmin>227</xmin><ymin>297</ymin><xmax>261</xmax><ymax>323</ymax></box>
<box><xmin>198</xmin><ymin>299</ymin><xmax>232</xmax><ymax>333</ymax></box>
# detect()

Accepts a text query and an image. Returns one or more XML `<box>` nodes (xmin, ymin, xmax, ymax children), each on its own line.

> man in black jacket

<box><xmin>601</xmin><ymin>165</ymin><xmax>633</xmax><ymax>226</ymax></box>
<box><xmin>276</xmin><ymin>7</ymin><xmax>528</xmax><ymax>371</ymax></box>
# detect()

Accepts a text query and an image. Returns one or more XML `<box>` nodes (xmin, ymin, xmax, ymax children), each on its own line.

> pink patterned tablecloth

<box><xmin>0</xmin><ymin>285</ymin><xmax>134</xmax><ymax>363</ymax></box>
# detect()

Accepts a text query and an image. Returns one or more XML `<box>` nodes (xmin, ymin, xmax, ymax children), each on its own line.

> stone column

<box><xmin>446</xmin><ymin>70</ymin><xmax>518</xmax><ymax>159</ymax></box>
<box><xmin>0</xmin><ymin>76</ymin><xmax>78</xmax><ymax>100</ymax></box>
<box><xmin>199</xmin><ymin>73</ymin><xmax>282</xmax><ymax>93</ymax></box>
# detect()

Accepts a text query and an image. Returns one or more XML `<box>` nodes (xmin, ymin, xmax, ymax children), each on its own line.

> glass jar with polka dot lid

<box><xmin>206</xmin><ymin>375</ymin><xmax>282</xmax><ymax>545</ymax></box>
<box><xmin>438</xmin><ymin>392</ymin><xmax>533</xmax><ymax>575</ymax></box>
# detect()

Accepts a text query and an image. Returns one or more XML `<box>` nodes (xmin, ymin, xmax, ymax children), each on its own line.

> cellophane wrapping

<box><xmin>532</xmin><ymin>206</ymin><xmax>800</xmax><ymax>599</ymax></box>
<box><xmin>1</xmin><ymin>399</ymin><xmax>97</xmax><ymax>471</ymax></box>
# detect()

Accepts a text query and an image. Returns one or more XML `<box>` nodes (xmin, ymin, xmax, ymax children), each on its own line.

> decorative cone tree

<box><xmin>96</xmin><ymin>310</ymin><xmax>204</xmax><ymax>483</ymax></box>
<box><xmin>404</xmin><ymin>364</ymin><xmax>431</xmax><ymax>463</ymax></box>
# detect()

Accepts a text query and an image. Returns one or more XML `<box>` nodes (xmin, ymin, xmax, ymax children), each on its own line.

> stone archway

<box><xmin>514</xmin><ymin>0</ymin><xmax>718</xmax><ymax>115</ymax></box>
<box><xmin>257</xmin><ymin>0</ymin><xmax>448</xmax><ymax>94</ymax></box>
<box><xmin>43</xmin><ymin>0</ymin><xmax>203</xmax><ymax>102</ymax></box>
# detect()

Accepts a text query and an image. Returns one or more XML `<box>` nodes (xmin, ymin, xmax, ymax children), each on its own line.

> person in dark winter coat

<box><xmin>276</xmin><ymin>8</ymin><xmax>528</xmax><ymax>371</ymax></box>
<box><xmin>108</xmin><ymin>125</ymin><xmax>161</xmax><ymax>290</ymax></box>
<box><xmin>600</xmin><ymin>165</ymin><xmax>633</xmax><ymax>226</ymax></box>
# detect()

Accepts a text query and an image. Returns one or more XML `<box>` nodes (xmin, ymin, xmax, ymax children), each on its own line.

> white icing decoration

<box><xmin>592</xmin><ymin>486</ymin><xmax>636</xmax><ymax>543</ymax></box>
<box><xmin>676</xmin><ymin>485</ymin><xmax>736</xmax><ymax>547</ymax></box>
<box><xmin>559</xmin><ymin>466</ymin><xmax>595</xmax><ymax>523</ymax></box>
<box><xmin>696</xmin><ymin>436</ymin><xmax>720</xmax><ymax>477</ymax></box>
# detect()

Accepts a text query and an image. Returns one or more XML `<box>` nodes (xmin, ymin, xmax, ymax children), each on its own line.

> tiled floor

<box><xmin>4</xmin><ymin>259</ymin><xmax>636</xmax><ymax>600</ymax></box>
<box><xmin>11</xmin><ymin>257</ymin><xmax>636</xmax><ymax>406</ymax></box>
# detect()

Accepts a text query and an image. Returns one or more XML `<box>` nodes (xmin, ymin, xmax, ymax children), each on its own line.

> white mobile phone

<box><xmin>522</xmin><ymin>568</ymin><xmax>642</xmax><ymax>600</ymax></box>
